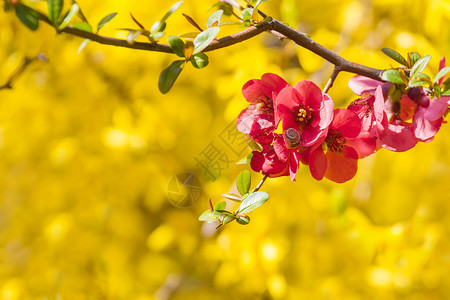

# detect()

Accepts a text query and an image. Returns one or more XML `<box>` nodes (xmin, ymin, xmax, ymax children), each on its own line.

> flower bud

<box><xmin>408</xmin><ymin>87</ymin><xmax>430</xmax><ymax>108</ymax></box>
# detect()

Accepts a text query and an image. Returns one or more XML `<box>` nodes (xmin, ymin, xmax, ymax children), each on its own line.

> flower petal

<box><xmin>289</xmin><ymin>151</ymin><xmax>301</xmax><ymax>181</ymax></box>
<box><xmin>324</xmin><ymin>150</ymin><xmax>358</xmax><ymax>183</ymax></box>
<box><xmin>412</xmin><ymin>106</ymin><xmax>443</xmax><ymax>141</ymax></box>
<box><xmin>381</xmin><ymin>120</ymin><xmax>418</xmax><ymax>152</ymax></box>
<box><xmin>346</xmin><ymin>132</ymin><xmax>376</xmax><ymax>158</ymax></box>
<box><xmin>348</xmin><ymin>75</ymin><xmax>383</xmax><ymax>95</ymax></box>
<box><xmin>294</xmin><ymin>80</ymin><xmax>322</xmax><ymax>110</ymax></box>
<box><xmin>330</xmin><ymin>109</ymin><xmax>361</xmax><ymax>138</ymax></box>
<box><xmin>309</xmin><ymin>147</ymin><xmax>327</xmax><ymax>181</ymax></box>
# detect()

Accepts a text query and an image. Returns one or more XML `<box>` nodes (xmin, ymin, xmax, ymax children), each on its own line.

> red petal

<box><xmin>289</xmin><ymin>151</ymin><xmax>301</xmax><ymax>181</ymax></box>
<box><xmin>324</xmin><ymin>151</ymin><xmax>358</xmax><ymax>183</ymax></box>
<box><xmin>381</xmin><ymin>120</ymin><xmax>418</xmax><ymax>152</ymax></box>
<box><xmin>309</xmin><ymin>147</ymin><xmax>327</xmax><ymax>180</ymax></box>
<box><xmin>294</xmin><ymin>80</ymin><xmax>322</xmax><ymax>111</ymax></box>
<box><xmin>346</xmin><ymin>132</ymin><xmax>376</xmax><ymax>158</ymax></box>
<box><xmin>330</xmin><ymin>109</ymin><xmax>361</xmax><ymax>138</ymax></box>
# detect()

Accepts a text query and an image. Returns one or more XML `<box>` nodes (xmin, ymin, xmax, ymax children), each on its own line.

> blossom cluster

<box><xmin>237</xmin><ymin>64</ymin><xmax>450</xmax><ymax>183</ymax></box>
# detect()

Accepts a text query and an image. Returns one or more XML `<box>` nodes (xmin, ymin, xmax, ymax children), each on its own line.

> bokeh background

<box><xmin>1</xmin><ymin>0</ymin><xmax>450</xmax><ymax>299</ymax></box>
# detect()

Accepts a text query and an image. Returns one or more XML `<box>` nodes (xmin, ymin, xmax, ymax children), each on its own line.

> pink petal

<box><xmin>273</xmin><ymin>134</ymin><xmax>289</xmax><ymax>161</ymax></box>
<box><xmin>374</xmin><ymin>86</ymin><xmax>388</xmax><ymax>135</ymax></box>
<box><xmin>318</xmin><ymin>93</ymin><xmax>334</xmax><ymax>130</ymax></box>
<box><xmin>275</xmin><ymin>86</ymin><xmax>300</xmax><ymax>125</ymax></box>
<box><xmin>261</xmin><ymin>73</ymin><xmax>289</xmax><ymax>93</ymax></box>
<box><xmin>412</xmin><ymin>106</ymin><xmax>443</xmax><ymax>141</ymax></box>
<box><xmin>346</xmin><ymin>131</ymin><xmax>376</xmax><ymax>158</ymax></box>
<box><xmin>289</xmin><ymin>151</ymin><xmax>301</xmax><ymax>181</ymax></box>
<box><xmin>294</xmin><ymin>80</ymin><xmax>322</xmax><ymax>111</ymax></box>
<box><xmin>348</xmin><ymin>75</ymin><xmax>383</xmax><ymax>95</ymax></box>
<box><xmin>381</xmin><ymin>121</ymin><xmax>418</xmax><ymax>152</ymax></box>
<box><xmin>330</xmin><ymin>109</ymin><xmax>361</xmax><ymax>138</ymax></box>
<box><xmin>424</xmin><ymin>97</ymin><xmax>450</xmax><ymax>121</ymax></box>
<box><xmin>439</xmin><ymin>57</ymin><xmax>446</xmax><ymax>85</ymax></box>
<box><xmin>309</xmin><ymin>147</ymin><xmax>327</xmax><ymax>181</ymax></box>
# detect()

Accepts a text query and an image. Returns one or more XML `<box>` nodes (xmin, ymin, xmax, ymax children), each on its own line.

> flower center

<box><xmin>326</xmin><ymin>129</ymin><xmax>346</xmax><ymax>153</ymax></box>
<box><xmin>256</xmin><ymin>96</ymin><xmax>273</xmax><ymax>113</ymax></box>
<box><xmin>294</xmin><ymin>105</ymin><xmax>313</xmax><ymax>125</ymax></box>
<box><xmin>284</xmin><ymin>128</ymin><xmax>301</xmax><ymax>148</ymax></box>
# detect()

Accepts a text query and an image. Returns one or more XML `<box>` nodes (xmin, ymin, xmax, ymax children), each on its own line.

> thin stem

<box><xmin>253</xmin><ymin>175</ymin><xmax>268</xmax><ymax>192</ymax></box>
<box><xmin>0</xmin><ymin>54</ymin><xmax>46</xmax><ymax>90</ymax></box>
<box><xmin>323</xmin><ymin>66</ymin><xmax>341</xmax><ymax>93</ymax></box>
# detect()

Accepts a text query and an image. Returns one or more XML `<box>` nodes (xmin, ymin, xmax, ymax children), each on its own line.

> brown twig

<box><xmin>323</xmin><ymin>66</ymin><xmax>341</xmax><ymax>93</ymax></box>
<box><xmin>253</xmin><ymin>175</ymin><xmax>268</xmax><ymax>192</ymax></box>
<box><xmin>0</xmin><ymin>54</ymin><xmax>46</xmax><ymax>90</ymax></box>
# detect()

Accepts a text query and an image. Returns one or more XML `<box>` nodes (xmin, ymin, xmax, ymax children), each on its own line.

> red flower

<box><xmin>307</xmin><ymin>109</ymin><xmax>376</xmax><ymax>183</ymax></box>
<box><xmin>237</xmin><ymin>73</ymin><xmax>289</xmax><ymax>144</ymax></box>
<box><xmin>275</xmin><ymin>81</ymin><xmax>334</xmax><ymax>148</ymax></box>
<box><xmin>250</xmin><ymin>133</ymin><xmax>301</xmax><ymax>180</ymax></box>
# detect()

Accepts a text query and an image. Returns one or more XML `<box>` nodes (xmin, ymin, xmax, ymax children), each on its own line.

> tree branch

<box><xmin>323</xmin><ymin>66</ymin><xmax>341</xmax><ymax>93</ymax></box>
<box><xmin>28</xmin><ymin>5</ymin><xmax>384</xmax><ymax>81</ymax></box>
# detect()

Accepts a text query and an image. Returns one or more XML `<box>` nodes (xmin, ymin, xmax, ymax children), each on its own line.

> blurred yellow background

<box><xmin>1</xmin><ymin>0</ymin><xmax>450</xmax><ymax>299</ymax></box>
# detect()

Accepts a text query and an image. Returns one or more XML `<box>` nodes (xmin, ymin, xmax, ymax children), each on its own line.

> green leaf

<box><xmin>72</xmin><ymin>22</ymin><xmax>92</xmax><ymax>32</ymax></box>
<box><xmin>193</xmin><ymin>27</ymin><xmax>220</xmax><ymax>54</ymax></box>
<box><xmin>381</xmin><ymin>48</ymin><xmax>408</xmax><ymax>66</ymax></box>
<box><xmin>236</xmin><ymin>215</ymin><xmax>250</xmax><ymax>225</ymax></box>
<box><xmin>238</xmin><ymin>191</ymin><xmax>269</xmax><ymax>214</ymax></box>
<box><xmin>77</xmin><ymin>39</ymin><xmax>90</xmax><ymax>54</ymax></box>
<box><xmin>158</xmin><ymin>60</ymin><xmax>185</xmax><ymax>94</ymax></box>
<box><xmin>220</xmin><ymin>213</ymin><xmax>236</xmax><ymax>225</ymax></box>
<box><xmin>434</xmin><ymin>82</ymin><xmax>442</xmax><ymax>98</ymax></box>
<box><xmin>221</xmin><ymin>192</ymin><xmax>241</xmax><ymax>201</ymax></box>
<box><xmin>236</xmin><ymin>170</ymin><xmax>251</xmax><ymax>196</ymax></box>
<box><xmin>151</xmin><ymin>21</ymin><xmax>166</xmax><ymax>37</ymax></box>
<box><xmin>4</xmin><ymin>1</ymin><xmax>13</xmax><ymax>12</ymax></box>
<box><xmin>381</xmin><ymin>69</ymin><xmax>405</xmax><ymax>85</ymax></box>
<box><xmin>58</xmin><ymin>3</ymin><xmax>80</xmax><ymax>30</ymax></box>
<box><xmin>97</xmin><ymin>12</ymin><xmax>117</xmax><ymax>32</ymax></box>
<box><xmin>190</xmin><ymin>53</ymin><xmax>209</xmax><ymax>68</ymax></box>
<box><xmin>214</xmin><ymin>201</ymin><xmax>226</xmax><ymax>212</ymax></box>
<box><xmin>410</xmin><ymin>55</ymin><xmax>431</xmax><ymax>80</ymax></box>
<box><xmin>15</xmin><ymin>4</ymin><xmax>40</xmax><ymax>31</ymax></box>
<box><xmin>442</xmin><ymin>78</ymin><xmax>450</xmax><ymax>96</ymax></box>
<box><xmin>161</xmin><ymin>1</ymin><xmax>183</xmax><ymax>23</ymax></box>
<box><xmin>168</xmin><ymin>36</ymin><xmax>185</xmax><ymax>57</ymax></box>
<box><xmin>408</xmin><ymin>52</ymin><xmax>421</xmax><ymax>67</ymax></box>
<box><xmin>47</xmin><ymin>0</ymin><xmax>63</xmax><ymax>26</ymax></box>
<box><xmin>433</xmin><ymin>66</ymin><xmax>450</xmax><ymax>84</ymax></box>
<box><xmin>408</xmin><ymin>79</ymin><xmax>429</xmax><ymax>88</ymax></box>
<box><xmin>241</xmin><ymin>8</ymin><xmax>253</xmax><ymax>21</ymax></box>
<box><xmin>207</xmin><ymin>10</ymin><xmax>223</xmax><ymax>28</ymax></box>
<box><xmin>199</xmin><ymin>210</ymin><xmax>217</xmax><ymax>223</ymax></box>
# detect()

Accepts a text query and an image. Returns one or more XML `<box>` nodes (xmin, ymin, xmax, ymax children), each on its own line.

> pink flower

<box><xmin>237</xmin><ymin>73</ymin><xmax>289</xmax><ymax>144</ymax></box>
<box><xmin>275</xmin><ymin>81</ymin><xmax>334</xmax><ymax>148</ymax></box>
<box><xmin>307</xmin><ymin>109</ymin><xmax>376</xmax><ymax>183</ymax></box>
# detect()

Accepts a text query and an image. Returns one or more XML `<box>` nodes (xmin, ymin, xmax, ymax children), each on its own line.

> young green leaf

<box><xmin>410</xmin><ymin>55</ymin><xmax>431</xmax><ymax>80</ymax></box>
<box><xmin>48</xmin><ymin>0</ymin><xmax>63</xmax><ymax>26</ymax></box>
<box><xmin>236</xmin><ymin>170</ymin><xmax>251</xmax><ymax>196</ymax></box>
<box><xmin>408</xmin><ymin>52</ymin><xmax>421</xmax><ymax>67</ymax></box>
<box><xmin>221</xmin><ymin>192</ymin><xmax>241</xmax><ymax>201</ymax></box>
<box><xmin>207</xmin><ymin>10</ymin><xmax>223</xmax><ymax>28</ymax></box>
<box><xmin>236</xmin><ymin>215</ymin><xmax>250</xmax><ymax>225</ymax></box>
<box><xmin>408</xmin><ymin>79</ymin><xmax>429</xmax><ymax>88</ymax></box>
<box><xmin>238</xmin><ymin>191</ymin><xmax>269</xmax><ymax>214</ymax></box>
<box><xmin>381</xmin><ymin>48</ymin><xmax>408</xmax><ymax>66</ymax></box>
<box><xmin>151</xmin><ymin>21</ymin><xmax>167</xmax><ymax>38</ymax></box>
<box><xmin>199</xmin><ymin>210</ymin><xmax>217</xmax><ymax>223</ymax></box>
<box><xmin>72</xmin><ymin>22</ymin><xmax>92</xmax><ymax>32</ymax></box>
<box><xmin>97</xmin><ymin>12</ymin><xmax>117</xmax><ymax>32</ymax></box>
<box><xmin>193</xmin><ymin>27</ymin><xmax>220</xmax><ymax>54</ymax></box>
<box><xmin>214</xmin><ymin>201</ymin><xmax>226</xmax><ymax>212</ymax></box>
<box><xmin>381</xmin><ymin>69</ymin><xmax>405</xmax><ymax>85</ymax></box>
<box><xmin>433</xmin><ymin>82</ymin><xmax>442</xmax><ymax>98</ymax></box>
<box><xmin>190</xmin><ymin>53</ymin><xmax>209</xmax><ymax>68</ymax></box>
<box><xmin>161</xmin><ymin>1</ymin><xmax>183</xmax><ymax>23</ymax></box>
<box><xmin>58</xmin><ymin>3</ymin><xmax>80</xmax><ymax>30</ymax></box>
<box><xmin>77</xmin><ymin>39</ymin><xmax>90</xmax><ymax>54</ymax></box>
<box><xmin>433</xmin><ymin>66</ymin><xmax>450</xmax><ymax>84</ymax></box>
<box><xmin>168</xmin><ymin>36</ymin><xmax>185</xmax><ymax>57</ymax></box>
<box><xmin>241</xmin><ymin>8</ymin><xmax>253</xmax><ymax>21</ymax></box>
<box><xmin>15</xmin><ymin>4</ymin><xmax>40</xmax><ymax>31</ymax></box>
<box><xmin>158</xmin><ymin>60</ymin><xmax>185</xmax><ymax>94</ymax></box>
